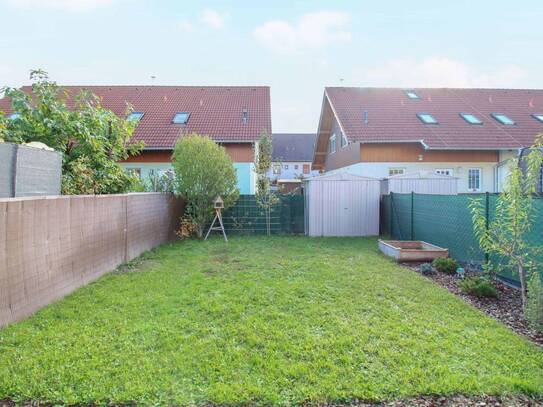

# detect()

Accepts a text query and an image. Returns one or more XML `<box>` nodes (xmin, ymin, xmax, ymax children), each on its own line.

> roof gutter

<box><xmin>143</xmin><ymin>140</ymin><xmax>255</xmax><ymax>150</ymax></box>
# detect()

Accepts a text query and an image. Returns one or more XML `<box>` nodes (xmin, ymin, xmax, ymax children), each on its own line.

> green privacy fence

<box><xmin>381</xmin><ymin>192</ymin><xmax>543</xmax><ymax>286</ymax></box>
<box><xmin>219</xmin><ymin>194</ymin><xmax>305</xmax><ymax>235</ymax></box>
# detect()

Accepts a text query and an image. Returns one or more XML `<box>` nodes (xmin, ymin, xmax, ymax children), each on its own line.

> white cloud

<box><xmin>361</xmin><ymin>57</ymin><xmax>527</xmax><ymax>88</ymax></box>
<box><xmin>177</xmin><ymin>20</ymin><xmax>194</xmax><ymax>33</ymax></box>
<box><xmin>4</xmin><ymin>0</ymin><xmax>115</xmax><ymax>11</ymax></box>
<box><xmin>200</xmin><ymin>8</ymin><xmax>227</xmax><ymax>29</ymax></box>
<box><xmin>254</xmin><ymin>11</ymin><xmax>351</xmax><ymax>54</ymax></box>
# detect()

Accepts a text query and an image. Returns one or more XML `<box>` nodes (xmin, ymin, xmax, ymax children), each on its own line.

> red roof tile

<box><xmin>326</xmin><ymin>87</ymin><xmax>543</xmax><ymax>149</ymax></box>
<box><xmin>0</xmin><ymin>86</ymin><xmax>271</xmax><ymax>148</ymax></box>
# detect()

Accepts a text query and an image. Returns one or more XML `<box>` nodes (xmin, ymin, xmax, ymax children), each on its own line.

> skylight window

<box><xmin>417</xmin><ymin>113</ymin><xmax>438</xmax><ymax>124</ymax></box>
<box><xmin>491</xmin><ymin>113</ymin><xmax>515</xmax><ymax>125</ymax></box>
<box><xmin>8</xmin><ymin>112</ymin><xmax>21</xmax><ymax>120</ymax></box>
<box><xmin>405</xmin><ymin>90</ymin><xmax>419</xmax><ymax>99</ymax></box>
<box><xmin>242</xmin><ymin>109</ymin><xmax>248</xmax><ymax>124</ymax></box>
<box><xmin>127</xmin><ymin>112</ymin><xmax>144</xmax><ymax>122</ymax></box>
<box><xmin>460</xmin><ymin>113</ymin><xmax>483</xmax><ymax>125</ymax></box>
<box><xmin>532</xmin><ymin>114</ymin><xmax>543</xmax><ymax>123</ymax></box>
<box><xmin>172</xmin><ymin>112</ymin><xmax>190</xmax><ymax>124</ymax></box>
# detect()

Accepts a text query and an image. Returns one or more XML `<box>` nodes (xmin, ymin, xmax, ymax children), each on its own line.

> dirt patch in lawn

<box><xmin>403</xmin><ymin>263</ymin><xmax>543</xmax><ymax>347</ymax></box>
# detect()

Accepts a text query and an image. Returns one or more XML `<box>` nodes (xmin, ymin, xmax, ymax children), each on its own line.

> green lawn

<box><xmin>0</xmin><ymin>237</ymin><xmax>542</xmax><ymax>406</ymax></box>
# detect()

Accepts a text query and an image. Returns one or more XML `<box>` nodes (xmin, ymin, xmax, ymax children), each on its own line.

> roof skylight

<box><xmin>460</xmin><ymin>113</ymin><xmax>483</xmax><ymax>125</ymax></box>
<box><xmin>405</xmin><ymin>90</ymin><xmax>419</xmax><ymax>99</ymax></box>
<box><xmin>172</xmin><ymin>112</ymin><xmax>190</xmax><ymax>124</ymax></box>
<box><xmin>417</xmin><ymin>113</ymin><xmax>438</xmax><ymax>124</ymax></box>
<box><xmin>532</xmin><ymin>114</ymin><xmax>543</xmax><ymax>123</ymax></box>
<box><xmin>127</xmin><ymin>112</ymin><xmax>144</xmax><ymax>122</ymax></box>
<box><xmin>491</xmin><ymin>113</ymin><xmax>515</xmax><ymax>125</ymax></box>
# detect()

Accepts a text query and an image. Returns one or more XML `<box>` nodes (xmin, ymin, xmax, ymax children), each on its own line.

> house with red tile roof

<box><xmin>0</xmin><ymin>85</ymin><xmax>271</xmax><ymax>194</ymax></box>
<box><xmin>313</xmin><ymin>87</ymin><xmax>543</xmax><ymax>193</ymax></box>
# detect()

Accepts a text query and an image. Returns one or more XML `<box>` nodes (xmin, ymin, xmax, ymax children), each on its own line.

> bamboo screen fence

<box><xmin>0</xmin><ymin>193</ymin><xmax>183</xmax><ymax>327</ymax></box>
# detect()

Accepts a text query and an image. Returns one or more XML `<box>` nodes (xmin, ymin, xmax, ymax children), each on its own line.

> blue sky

<box><xmin>1</xmin><ymin>0</ymin><xmax>542</xmax><ymax>132</ymax></box>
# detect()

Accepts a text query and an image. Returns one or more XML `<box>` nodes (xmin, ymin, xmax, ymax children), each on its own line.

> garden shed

<box><xmin>381</xmin><ymin>171</ymin><xmax>458</xmax><ymax>195</ymax></box>
<box><xmin>304</xmin><ymin>172</ymin><xmax>380</xmax><ymax>237</ymax></box>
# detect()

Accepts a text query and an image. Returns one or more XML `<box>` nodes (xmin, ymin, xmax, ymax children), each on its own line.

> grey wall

<box><xmin>0</xmin><ymin>143</ymin><xmax>62</xmax><ymax>198</ymax></box>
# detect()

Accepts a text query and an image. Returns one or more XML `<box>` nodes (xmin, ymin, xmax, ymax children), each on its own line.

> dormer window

<box><xmin>417</xmin><ymin>113</ymin><xmax>438</xmax><ymax>124</ymax></box>
<box><xmin>491</xmin><ymin>113</ymin><xmax>515</xmax><ymax>125</ymax></box>
<box><xmin>172</xmin><ymin>112</ymin><xmax>190</xmax><ymax>124</ymax></box>
<box><xmin>405</xmin><ymin>90</ymin><xmax>419</xmax><ymax>99</ymax></box>
<box><xmin>242</xmin><ymin>109</ymin><xmax>248</xmax><ymax>124</ymax></box>
<box><xmin>127</xmin><ymin>112</ymin><xmax>144</xmax><ymax>122</ymax></box>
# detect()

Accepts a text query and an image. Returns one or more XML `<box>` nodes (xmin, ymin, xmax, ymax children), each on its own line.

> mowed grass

<box><xmin>0</xmin><ymin>237</ymin><xmax>542</xmax><ymax>406</ymax></box>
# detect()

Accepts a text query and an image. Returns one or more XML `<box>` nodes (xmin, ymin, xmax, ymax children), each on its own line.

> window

<box><xmin>468</xmin><ymin>168</ymin><xmax>482</xmax><ymax>191</ymax></box>
<box><xmin>8</xmin><ymin>113</ymin><xmax>21</xmax><ymax>120</ymax></box>
<box><xmin>417</xmin><ymin>113</ymin><xmax>438</xmax><ymax>124</ymax></box>
<box><xmin>341</xmin><ymin>133</ymin><xmax>348</xmax><ymax>148</ymax></box>
<box><xmin>329</xmin><ymin>134</ymin><xmax>336</xmax><ymax>154</ymax></box>
<box><xmin>284</xmin><ymin>164</ymin><xmax>289</xmax><ymax>170</ymax></box>
<box><xmin>272</xmin><ymin>164</ymin><xmax>281</xmax><ymax>175</ymax></box>
<box><xmin>532</xmin><ymin>114</ymin><xmax>543</xmax><ymax>123</ymax></box>
<box><xmin>491</xmin><ymin>113</ymin><xmax>515</xmax><ymax>125</ymax></box>
<box><xmin>435</xmin><ymin>168</ymin><xmax>454</xmax><ymax>176</ymax></box>
<box><xmin>388</xmin><ymin>168</ymin><xmax>405</xmax><ymax>176</ymax></box>
<box><xmin>242</xmin><ymin>109</ymin><xmax>248</xmax><ymax>124</ymax></box>
<box><xmin>172</xmin><ymin>112</ymin><xmax>190</xmax><ymax>124</ymax></box>
<box><xmin>303</xmin><ymin>164</ymin><xmax>310</xmax><ymax>174</ymax></box>
<box><xmin>294</xmin><ymin>164</ymin><xmax>299</xmax><ymax>170</ymax></box>
<box><xmin>460</xmin><ymin>113</ymin><xmax>482</xmax><ymax>125</ymax></box>
<box><xmin>405</xmin><ymin>90</ymin><xmax>419</xmax><ymax>99</ymax></box>
<box><xmin>127</xmin><ymin>112</ymin><xmax>144</xmax><ymax>122</ymax></box>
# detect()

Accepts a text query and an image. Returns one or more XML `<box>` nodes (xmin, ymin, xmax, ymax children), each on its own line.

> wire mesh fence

<box><xmin>221</xmin><ymin>194</ymin><xmax>305</xmax><ymax>235</ymax></box>
<box><xmin>381</xmin><ymin>192</ymin><xmax>543</xmax><ymax>286</ymax></box>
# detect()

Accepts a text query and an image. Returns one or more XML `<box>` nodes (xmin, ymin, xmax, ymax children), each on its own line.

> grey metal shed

<box><xmin>381</xmin><ymin>171</ymin><xmax>458</xmax><ymax>195</ymax></box>
<box><xmin>304</xmin><ymin>172</ymin><xmax>380</xmax><ymax>237</ymax></box>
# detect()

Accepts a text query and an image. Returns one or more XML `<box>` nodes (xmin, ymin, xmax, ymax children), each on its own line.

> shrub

<box><xmin>459</xmin><ymin>276</ymin><xmax>499</xmax><ymax>298</ymax></box>
<box><xmin>526</xmin><ymin>275</ymin><xmax>543</xmax><ymax>332</ymax></box>
<box><xmin>419</xmin><ymin>263</ymin><xmax>435</xmax><ymax>275</ymax></box>
<box><xmin>432</xmin><ymin>257</ymin><xmax>459</xmax><ymax>275</ymax></box>
<box><xmin>172</xmin><ymin>135</ymin><xmax>239</xmax><ymax>238</ymax></box>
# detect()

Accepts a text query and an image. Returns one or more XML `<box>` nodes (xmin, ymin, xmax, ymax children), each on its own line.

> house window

<box><xmin>532</xmin><ymin>114</ymin><xmax>543</xmax><ymax>123</ymax></box>
<box><xmin>284</xmin><ymin>164</ymin><xmax>289</xmax><ymax>170</ymax></box>
<box><xmin>294</xmin><ymin>164</ymin><xmax>299</xmax><ymax>170</ymax></box>
<box><xmin>417</xmin><ymin>113</ymin><xmax>438</xmax><ymax>124</ymax></box>
<box><xmin>341</xmin><ymin>133</ymin><xmax>348</xmax><ymax>148</ymax></box>
<box><xmin>388</xmin><ymin>168</ymin><xmax>405</xmax><ymax>176</ymax></box>
<box><xmin>405</xmin><ymin>90</ymin><xmax>419</xmax><ymax>99</ymax></box>
<box><xmin>127</xmin><ymin>112</ymin><xmax>144</xmax><ymax>122</ymax></box>
<box><xmin>460</xmin><ymin>113</ymin><xmax>482</xmax><ymax>125</ymax></box>
<box><xmin>172</xmin><ymin>112</ymin><xmax>190</xmax><ymax>124</ymax></box>
<box><xmin>242</xmin><ymin>109</ymin><xmax>248</xmax><ymax>124</ymax></box>
<box><xmin>272</xmin><ymin>164</ymin><xmax>281</xmax><ymax>175</ymax></box>
<box><xmin>329</xmin><ymin>134</ymin><xmax>337</xmax><ymax>154</ymax></box>
<box><xmin>303</xmin><ymin>164</ymin><xmax>310</xmax><ymax>174</ymax></box>
<box><xmin>435</xmin><ymin>169</ymin><xmax>454</xmax><ymax>176</ymax></box>
<box><xmin>468</xmin><ymin>168</ymin><xmax>482</xmax><ymax>191</ymax></box>
<box><xmin>491</xmin><ymin>113</ymin><xmax>515</xmax><ymax>125</ymax></box>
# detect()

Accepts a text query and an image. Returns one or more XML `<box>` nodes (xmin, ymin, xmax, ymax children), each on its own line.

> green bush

<box><xmin>459</xmin><ymin>276</ymin><xmax>499</xmax><ymax>298</ymax></box>
<box><xmin>419</xmin><ymin>263</ymin><xmax>435</xmax><ymax>275</ymax></box>
<box><xmin>526</xmin><ymin>275</ymin><xmax>543</xmax><ymax>332</ymax></box>
<box><xmin>432</xmin><ymin>257</ymin><xmax>458</xmax><ymax>275</ymax></box>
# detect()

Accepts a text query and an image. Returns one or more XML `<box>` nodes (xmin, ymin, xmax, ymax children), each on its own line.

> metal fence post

<box><xmin>390</xmin><ymin>192</ymin><xmax>394</xmax><ymax>237</ymax></box>
<box><xmin>411</xmin><ymin>191</ymin><xmax>414</xmax><ymax>241</ymax></box>
<box><xmin>485</xmin><ymin>192</ymin><xmax>490</xmax><ymax>263</ymax></box>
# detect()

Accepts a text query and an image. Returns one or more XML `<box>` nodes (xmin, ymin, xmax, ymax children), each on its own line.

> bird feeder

<box><xmin>214</xmin><ymin>196</ymin><xmax>224</xmax><ymax>209</ymax></box>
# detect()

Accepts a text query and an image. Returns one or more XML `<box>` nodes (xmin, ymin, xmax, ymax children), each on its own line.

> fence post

<box><xmin>485</xmin><ymin>192</ymin><xmax>490</xmax><ymax>264</ymax></box>
<box><xmin>411</xmin><ymin>191</ymin><xmax>414</xmax><ymax>241</ymax></box>
<box><xmin>389</xmin><ymin>192</ymin><xmax>394</xmax><ymax>237</ymax></box>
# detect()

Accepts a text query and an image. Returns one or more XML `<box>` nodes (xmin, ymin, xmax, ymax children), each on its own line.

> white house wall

<box><xmin>327</xmin><ymin>162</ymin><xmax>497</xmax><ymax>193</ymax></box>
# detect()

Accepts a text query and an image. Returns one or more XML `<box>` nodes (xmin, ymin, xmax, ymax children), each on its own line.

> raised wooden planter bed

<box><xmin>378</xmin><ymin>240</ymin><xmax>449</xmax><ymax>262</ymax></box>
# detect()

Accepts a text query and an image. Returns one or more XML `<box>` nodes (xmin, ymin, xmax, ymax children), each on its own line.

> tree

<box><xmin>172</xmin><ymin>134</ymin><xmax>239</xmax><ymax>238</ymax></box>
<box><xmin>0</xmin><ymin>69</ymin><xmax>143</xmax><ymax>194</ymax></box>
<box><xmin>471</xmin><ymin>136</ymin><xmax>543</xmax><ymax>312</ymax></box>
<box><xmin>254</xmin><ymin>130</ymin><xmax>279</xmax><ymax>235</ymax></box>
